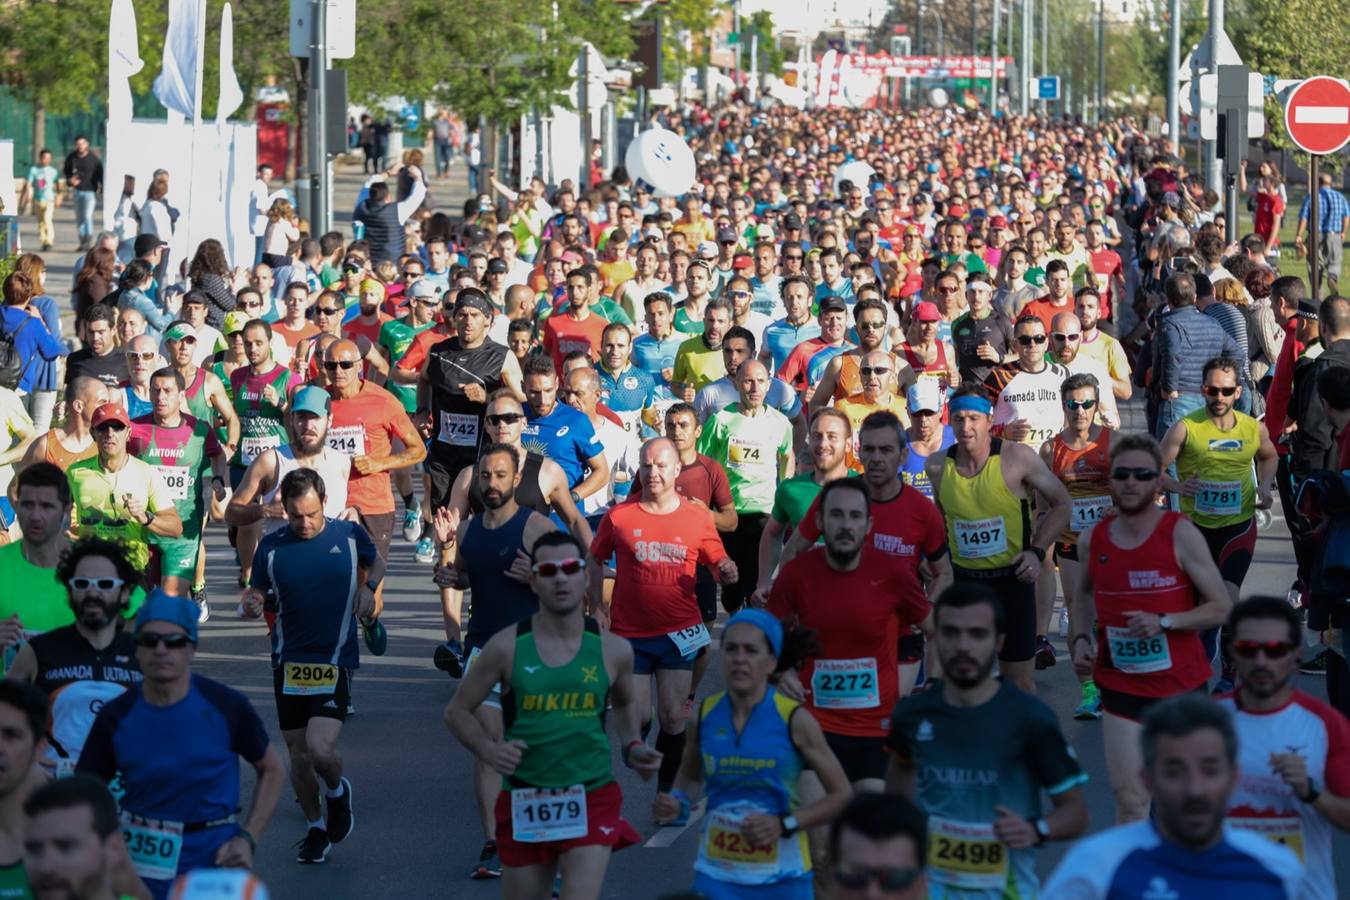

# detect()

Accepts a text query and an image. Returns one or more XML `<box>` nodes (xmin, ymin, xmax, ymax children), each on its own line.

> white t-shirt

<box><xmin>990</xmin><ymin>362</ymin><xmax>1069</xmax><ymax>448</ymax></box>
<box><xmin>582</xmin><ymin>415</ymin><xmax>640</xmax><ymax>516</ymax></box>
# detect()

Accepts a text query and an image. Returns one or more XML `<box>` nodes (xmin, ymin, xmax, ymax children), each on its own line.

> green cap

<box><xmin>164</xmin><ymin>322</ymin><xmax>195</xmax><ymax>342</ymax></box>
<box><xmin>222</xmin><ymin>311</ymin><xmax>250</xmax><ymax>335</ymax></box>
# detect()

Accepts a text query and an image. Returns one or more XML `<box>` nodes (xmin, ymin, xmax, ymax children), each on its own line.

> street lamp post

<box><xmin>990</xmin><ymin>0</ymin><xmax>1000</xmax><ymax>112</ymax></box>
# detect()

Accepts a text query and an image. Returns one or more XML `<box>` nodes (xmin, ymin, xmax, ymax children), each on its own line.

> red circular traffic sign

<box><xmin>1284</xmin><ymin>76</ymin><xmax>1350</xmax><ymax>155</ymax></box>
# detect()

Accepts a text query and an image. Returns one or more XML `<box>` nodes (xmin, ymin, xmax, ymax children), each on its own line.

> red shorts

<box><xmin>493</xmin><ymin>780</ymin><xmax>639</xmax><ymax>868</ymax></box>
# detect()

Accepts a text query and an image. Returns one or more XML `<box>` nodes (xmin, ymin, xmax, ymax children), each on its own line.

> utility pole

<box><xmin>1040</xmin><ymin>0</ymin><xmax>1048</xmax><ymax>115</ymax></box>
<box><xmin>578</xmin><ymin>45</ymin><xmax>590</xmax><ymax>190</ymax></box>
<box><xmin>1203</xmin><ymin>0</ymin><xmax>1223</xmax><ymax>194</ymax></box>
<box><xmin>1166</xmin><ymin>0</ymin><xmax>1180</xmax><ymax>146</ymax></box>
<box><xmin>307</xmin><ymin>0</ymin><xmax>329</xmax><ymax>234</ymax></box>
<box><xmin>990</xmin><ymin>0</ymin><xmax>1000</xmax><ymax>112</ymax></box>
<box><xmin>1020</xmin><ymin>0</ymin><xmax>1032</xmax><ymax>115</ymax></box>
<box><xmin>1096</xmin><ymin>0</ymin><xmax>1105</xmax><ymax>122</ymax></box>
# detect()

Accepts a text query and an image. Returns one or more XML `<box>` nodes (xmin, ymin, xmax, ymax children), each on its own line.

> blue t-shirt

<box><xmin>632</xmin><ymin>332</ymin><xmax>684</xmax><ymax>401</ymax></box>
<box><xmin>251</xmin><ymin>518</ymin><xmax>378</xmax><ymax>669</ymax></box>
<box><xmin>900</xmin><ymin>425</ymin><xmax>955</xmax><ymax>499</ymax></box>
<box><xmin>523</xmin><ymin>402</ymin><xmax>603</xmax><ymax>489</ymax></box>
<box><xmin>78</xmin><ymin>675</ymin><xmax>269</xmax><ymax>885</ymax></box>
<box><xmin>597</xmin><ymin>363</ymin><xmax>657</xmax><ymax>436</ymax></box>
<box><xmin>762</xmin><ymin>319</ymin><xmax>821</xmax><ymax>375</ymax></box>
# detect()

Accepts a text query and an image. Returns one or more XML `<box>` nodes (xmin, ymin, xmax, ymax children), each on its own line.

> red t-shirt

<box><xmin>794</xmin><ymin>483</ymin><xmax>948</xmax><ymax>582</ymax></box>
<box><xmin>394</xmin><ymin>325</ymin><xmax>457</xmax><ymax>374</ymax></box>
<box><xmin>1266</xmin><ymin>321</ymin><xmax>1303</xmax><ymax>455</ymax></box>
<box><xmin>276</xmin><ymin>321</ymin><xmax>321</xmax><ymax>352</ymax></box>
<box><xmin>778</xmin><ymin>337</ymin><xmax>833</xmax><ymax>393</ymax></box>
<box><xmin>342</xmin><ymin>312</ymin><xmax>393</xmax><ymax>348</ymax></box>
<box><xmin>327</xmin><ymin>381</ymin><xmax>416</xmax><ymax>515</ymax></box>
<box><xmin>1088</xmin><ymin>249</ymin><xmax>1122</xmax><ymax>320</ymax></box>
<box><xmin>543</xmin><ymin>312</ymin><xmax>609</xmax><ymax>370</ymax></box>
<box><xmin>1020</xmin><ymin>296</ymin><xmax>1075</xmax><ymax>333</ymax></box>
<box><xmin>768</xmin><ymin>545</ymin><xmax>930</xmax><ymax>737</ymax></box>
<box><xmin>591</xmin><ymin>498</ymin><xmax>727</xmax><ymax>637</ymax></box>
<box><xmin>627</xmin><ymin>453</ymin><xmax>734</xmax><ymax>511</ymax></box>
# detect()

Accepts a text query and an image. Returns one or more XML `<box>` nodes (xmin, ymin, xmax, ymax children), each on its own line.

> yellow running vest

<box><xmin>938</xmin><ymin>439</ymin><xmax>1030</xmax><ymax>572</ymax></box>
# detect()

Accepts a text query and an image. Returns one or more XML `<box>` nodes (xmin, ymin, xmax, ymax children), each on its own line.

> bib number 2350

<box><xmin>122</xmin><ymin>815</ymin><xmax>183</xmax><ymax>881</ymax></box>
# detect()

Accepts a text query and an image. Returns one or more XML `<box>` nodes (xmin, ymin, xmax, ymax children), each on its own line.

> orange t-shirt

<box><xmin>342</xmin><ymin>312</ymin><xmax>393</xmax><ymax>349</ymax></box>
<box><xmin>276</xmin><ymin>321</ymin><xmax>321</xmax><ymax>352</ymax></box>
<box><xmin>1019</xmin><ymin>297</ymin><xmax>1074</xmax><ymax>334</ymax></box>
<box><xmin>543</xmin><ymin>313</ymin><xmax>609</xmax><ymax>370</ymax></box>
<box><xmin>326</xmin><ymin>381</ymin><xmax>416</xmax><ymax>515</ymax></box>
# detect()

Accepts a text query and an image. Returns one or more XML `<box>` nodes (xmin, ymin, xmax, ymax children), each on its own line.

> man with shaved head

<box><xmin>591</xmin><ymin>436</ymin><xmax>739</xmax><ymax>799</ymax></box>
<box><xmin>698</xmin><ymin>359</ymin><xmax>795</xmax><ymax>615</ymax></box>
<box><xmin>835</xmin><ymin>349</ymin><xmax>911</xmax><ymax>471</ymax></box>
<box><xmin>563</xmin><ymin>366</ymin><xmax>640</xmax><ymax>529</ymax></box>
<box><xmin>325</xmin><ymin>338</ymin><xmax>426</xmax><ymax>652</ymax></box>
<box><xmin>15</xmin><ymin>376</ymin><xmax>109</xmax><ymax>480</ymax></box>
<box><xmin>1048</xmin><ymin>311</ymin><xmax>1119</xmax><ymax>429</ymax></box>
<box><xmin>119</xmin><ymin>334</ymin><xmax>161</xmax><ymax>420</ymax></box>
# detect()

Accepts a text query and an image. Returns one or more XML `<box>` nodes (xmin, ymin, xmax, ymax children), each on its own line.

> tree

<box><xmin>648</xmin><ymin>0</ymin><xmax>721</xmax><ymax>91</ymax></box>
<box><xmin>739</xmin><ymin>10</ymin><xmax>785</xmax><ymax>77</ymax></box>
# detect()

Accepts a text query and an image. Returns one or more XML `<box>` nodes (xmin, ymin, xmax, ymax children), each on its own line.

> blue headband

<box><xmin>948</xmin><ymin>394</ymin><xmax>993</xmax><ymax>416</ymax></box>
<box><xmin>724</xmin><ymin>609</ymin><xmax>783</xmax><ymax>657</ymax></box>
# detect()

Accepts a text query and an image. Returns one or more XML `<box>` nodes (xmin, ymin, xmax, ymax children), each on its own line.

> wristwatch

<box><xmin>365</xmin><ymin>578</ymin><xmax>381</xmax><ymax>593</ymax></box>
<box><xmin>570</xmin><ymin>489</ymin><xmax>582</xmax><ymax>505</ymax></box>
<box><xmin>141</xmin><ymin>510</ymin><xmax>154</xmax><ymax>526</ymax></box>
<box><xmin>1158</xmin><ymin>614</ymin><xmax>1174</xmax><ymax>631</ymax></box>
<box><xmin>1034</xmin><ymin>818</ymin><xmax>1051</xmax><ymax>844</ymax></box>
<box><xmin>1027</xmin><ymin>545</ymin><xmax>1047</xmax><ymax>563</ymax></box>
<box><xmin>779</xmin><ymin>814</ymin><xmax>800</xmax><ymax>836</ymax></box>
<box><xmin>1301</xmin><ymin>778</ymin><xmax>1321</xmax><ymax>805</ymax></box>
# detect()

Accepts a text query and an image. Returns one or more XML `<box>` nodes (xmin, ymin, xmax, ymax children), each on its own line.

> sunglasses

<box><xmin>126</xmin><ymin>351</ymin><xmax>157</xmax><ymax>361</ymax></box>
<box><xmin>1204</xmin><ymin>385</ymin><xmax>1238</xmax><ymax>397</ymax></box>
<box><xmin>315</xmin><ymin>306</ymin><xmax>343</xmax><ymax>316</ymax></box>
<box><xmin>1016</xmin><ymin>334</ymin><xmax>1048</xmax><ymax>345</ymax></box>
<box><xmin>834</xmin><ymin>866</ymin><xmax>923</xmax><ymax>891</ymax></box>
<box><xmin>93</xmin><ymin>422</ymin><xmax>127</xmax><ymax>433</ymax></box>
<box><xmin>857</xmin><ymin>321</ymin><xmax>887</xmax><ymax>331</ymax></box>
<box><xmin>404</xmin><ymin>271</ymin><xmax>424</xmax><ymax>278</ymax></box>
<box><xmin>532</xmin><ymin>557</ymin><xmax>586</xmax><ymax>577</ymax></box>
<box><xmin>414</xmin><ymin>298</ymin><xmax>439</xmax><ymax>307</ymax></box>
<box><xmin>135</xmin><ymin>632</ymin><xmax>193</xmax><ymax>650</ymax></box>
<box><xmin>1065</xmin><ymin>398</ymin><xmax>1097</xmax><ymax>411</ymax></box>
<box><xmin>486</xmin><ymin>413</ymin><xmax>525</xmax><ymax>426</ymax></box>
<box><xmin>324</xmin><ymin>360</ymin><xmax>359</xmax><ymax>371</ymax></box>
<box><xmin>68</xmin><ymin>576</ymin><xmax>125</xmax><ymax>592</ymax></box>
<box><xmin>1231</xmin><ymin>640</ymin><xmax>1296</xmax><ymax>659</ymax></box>
<box><xmin>1111</xmin><ymin>467</ymin><xmax>1159</xmax><ymax>482</ymax></box>
<box><xmin>938</xmin><ymin>285</ymin><xmax>961</xmax><ymax>294</ymax></box>
<box><xmin>1052</xmin><ymin>332</ymin><xmax>1081</xmax><ymax>342</ymax></box>
<box><xmin>784</xmin><ymin>254</ymin><xmax>804</xmax><ymax>261</ymax></box>
<box><xmin>859</xmin><ymin>366</ymin><xmax>891</xmax><ymax>376</ymax></box>
<box><xmin>725</xmin><ymin>290</ymin><xmax>752</xmax><ymax>300</ymax></box>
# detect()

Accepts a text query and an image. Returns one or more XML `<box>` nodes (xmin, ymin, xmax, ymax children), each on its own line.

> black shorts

<box><xmin>1100</xmin><ymin>684</ymin><xmax>1208</xmax><ymax>723</ymax></box>
<box><xmin>823</xmin><ymin>732</ymin><xmax>889</xmax><ymax>783</ymax></box>
<box><xmin>359</xmin><ymin>511</ymin><xmax>395</xmax><ymax>563</ymax></box>
<box><xmin>897</xmin><ymin>630</ymin><xmax>925</xmax><ymax>664</ymax></box>
<box><xmin>1196</xmin><ymin>518</ymin><xmax>1258</xmax><ymax>587</ymax></box>
<box><xmin>1054</xmin><ymin>540</ymin><xmax>1079</xmax><ymax>563</ymax></box>
<box><xmin>273</xmin><ymin>664</ymin><xmax>352</xmax><ymax>732</ymax></box>
<box><xmin>426</xmin><ymin>445</ymin><xmax>473</xmax><ymax>511</ymax></box>
<box><xmin>952</xmin><ymin>567</ymin><xmax>1036</xmax><ymax>663</ymax></box>
<box><xmin>696</xmin><ymin>566</ymin><xmax>718</xmax><ymax>623</ymax></box>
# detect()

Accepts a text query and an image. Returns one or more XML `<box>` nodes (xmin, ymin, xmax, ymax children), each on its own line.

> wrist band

<box><xmin>237</xmin><ymin>828</ymin><xmax>256</xmax><ymax>852</ymax></box>
<box><xmin>622</xmin><ymin>739</ymin><xmax>643</xmax><ymax>767</ymax></box>
<box><xmin>1071</xmin><ymin>633</ymin><xmax>1092</xmax><ymax>646</ymax></box>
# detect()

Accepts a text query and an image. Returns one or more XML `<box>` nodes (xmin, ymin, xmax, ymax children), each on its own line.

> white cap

<box><xmin>907</xmin><ymin>380</ymin><xmax>943</xmax><ymax>414</ymax></box>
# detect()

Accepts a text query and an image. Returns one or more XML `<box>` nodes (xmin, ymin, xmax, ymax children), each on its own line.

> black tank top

<box><xmin>470</xmin><ymin>451</ymin><xmax>550</xmax><ymax>516</ymax></box>
<box><xmin>426</xmin><ymin>337</ymin><xmax>508</xmax><ymax>459</ymax></box>
<box><xmin>461</xmin><ymin>507</ymin><xmax>540</xmax><ymax>646</ymax></box>
<box><xmin>30</xmin><ymin>626</ymin><xmax>143</xmax><ymax>694</ymax></box>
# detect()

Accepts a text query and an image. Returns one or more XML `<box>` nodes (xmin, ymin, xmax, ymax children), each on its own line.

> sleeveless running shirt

<box><xmin>938</xmin><ymin>439</ymin><xmax>1029</xmax><ymax>572</ymax></box>
<box><xmin>695</xmin><ymin>689</ymin><xmax>811</xmax><ymax>887</ymax></box>
<box><xmin>230</xmin><ymin>364</ymin><xmax>296</xmax><ymax>467</ymax></box>
<box><xmin>1088</xmin><ymin>511</ymin><xmax>1209</xmax><ymax>698</ymax></box>
<box><xmin>502</xmin><ymin>617</ymin><xmax>612</xmax><ymax>791</ymax></box>
<box><xmin>130</xmin><ymin>415</ymin><xmax>217</xmax><ymax>535</ymax></box>
<box><xmin>42</xmin><ymin>429</ymin><xmax>97</xmax><ymax>470</ymax></box>
<box><xmin>183</xmin><ymin>366</ymin><xmax>212</xmax><ymax>423</ymax></box>
<box><xmin>461</xmin><ymin>508</ymin><xmax>539</xmax><ymax>648</ymax></box>
<box><xmin>469</xmin><ymin>451</ymin><xmax>549</xmax><ymax>516</ymax></box>
<box><xmin>900</xmin><ymin>426</ymin><xmax>955</xmax><ymax>499</ymax></box>
<box><xmin>426</xmin><ymin>337</ymin><xmax>508</xmax><ymax>463</ymax></box>
<box><xmin>1051</xmin><ymin>429</ymin><xmax>1114</xmax><ymax>544</ymax></box>
<box><xmin>263</xmin><ymin>444</ymin><xmax>350</xmax><ymax>517</ymax></box>
<box><xmin>1176</xmin><ymin>409</ymin><xmax>1260</xmax><ymax>529</ymax></box>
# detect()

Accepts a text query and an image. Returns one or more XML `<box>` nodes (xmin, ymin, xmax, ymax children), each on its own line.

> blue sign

<box><xmin>1037</xmin><ymin>76</ymin><xmax>1060</xmax><ymax>100</ymax></box>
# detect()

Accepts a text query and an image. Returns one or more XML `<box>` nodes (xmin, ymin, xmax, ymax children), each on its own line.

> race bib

<box><xmin>282</xmin><ymin>662</ymin><xmax>339</xmax><ymax>696</ymax></box>
<box><xmin>1105</xmin><ymin>625</ymin><xmax>1172</xmax><ymax>674</ymax></box>
<box><xmin>727</xmin><ymin>435</ymin><xmax>767</xmax><ymax>468</ymax></box>
<box><xmin>157</xmin><ymin>466</ymin><xmax>193</xmax><ymax>502</ymax></box>
<box><xmin>239</xmin><ymin>435</ymin><xmax>280</xmax><ymax>465</ymax></box>
<box><xmin>1228</xmin><ymin>815</ymin><xmax>1305</xmax><ymax>862</ymax></box>
<box><xmin>810</xmin><ymin>658</ymin><xmax>880</xmax><ymax>709</ymax></box>
<box><xmin>1070</xmin><ymin>495</ymin><xmax>1113</xmax><ymax>532</ymax></box>
<box><xmin>510</xmin><ymin>784</ymin><xmax>587</xmax><ymax>843</ymax></box>
<box><xmin>927</xmin><ymin>817</ymin><xmax>1009</xmax><ymax>890</ymax></box>
<box><xmin>326</xmin><ymin>425</ymin><xmax>366</xmax><ymax>457</ymax></box>
<box><xmin>669</xmin><ymin>623</ymin><xmax>711</xmax><ymax>658</ymax></box>
<box><xmin>438</xmin><ymin>412</ymin><xmax>479</xmax><ymax>447</ymax></box>
<box><xmin>1195</xmin><ymin>479</ymin><xmax>1243</xmax><ymax>516</ymax></box>
<box><xmin>954</xmin><ymin>517</ymin><xmax>1007</xmax><ymax>559</ymax></box>
<box><xmin>704</xmin><ymin>809</ymin><xmax>779</xmax><ymax>872</ymax></box>
<box><xmin>122</xmin><ymin>814</ymin><xmax>183</xmax><ymax>882</ymax></box>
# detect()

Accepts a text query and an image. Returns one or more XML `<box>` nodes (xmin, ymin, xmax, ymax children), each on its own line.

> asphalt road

<box><xmin>12</xmin><ymin>154</ymin><xmax>1347</xmax><ymax>899</ymax></box>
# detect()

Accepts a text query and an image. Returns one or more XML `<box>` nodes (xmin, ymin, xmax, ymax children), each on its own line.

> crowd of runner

<box><xmin>0</xmin><ymin>97</ymin><xmax>1347</xmax><ymax>899</ymax></box>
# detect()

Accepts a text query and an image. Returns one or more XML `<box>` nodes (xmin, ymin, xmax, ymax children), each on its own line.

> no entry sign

<box><xmin>1284</xmin><ymin>76</ymin><xmax>1350</xmax><ymax>155</ymax></box>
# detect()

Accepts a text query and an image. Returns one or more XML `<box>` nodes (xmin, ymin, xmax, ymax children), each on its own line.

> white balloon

<box><xmin>833</xmin><ymin>160</ymin><xmax>876</xmax><ymax>195</ymax></box>
<box><xmin>624</xmin><ymin>128</ymin><xmax>696</xmax><ymax>198</ymax></box>
<box><xmin>929</xmin><ymin>87</ymin><xmax>950</xmax><ymax>109</ymax></box>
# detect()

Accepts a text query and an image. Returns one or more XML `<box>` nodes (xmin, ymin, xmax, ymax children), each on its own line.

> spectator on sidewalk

<box><xmin>62</xmin><ymin>136</ymin><xmax>102</xmax><ymax>252</ymax></box>
<box><xmin>22</xmin><ymin>149</ymin><xmax>59</xmax><ymax>252</ymax></box>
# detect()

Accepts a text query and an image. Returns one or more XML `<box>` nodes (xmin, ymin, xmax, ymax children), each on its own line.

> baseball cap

<box><xmin>903</xmin><ymin>224</ymin><xmax>922</xmax><ymax>237</ymax></box>
<box><xmin>408</xmin><ymin>280</ymin><xmax>441</xmax><ymax>300</ymax></box>
<box><xmin>181</xmin><ymin>290</ymin><xmax>206</xmax><ymax>306</ymax></box>
<box><xmin>291</xmin><ymin>385</ymin><xmax>332</xmax><ymax>417</ymax></box>
<box><xmin>341</xmin><ymin>256</ymin><xmax>364</xmax><ymax>272</ymax></box>
<box><xmin>487</xmin><ymin>258</ymin><xmax>509</xmax><ymax>275</ymax></box>
<box><xmin>716</xmin><ymin>227</ymin><xmax>738</xmax><ymax>244</ymax></box>
<box><xmin>782</xmin><ymin>213</ymin><xmax>803</xmax><ymax>229</ymax></box>
<box><xmin>989</xmin><ymin>215</ymin><xmax>1008</xmax><ymax>229</ymax></box>
<box><xmin>135</xmin><ymin>588</ymin><xmax>199</xmax><ymax>645</ymax></box>
<box><xmin>90</xmin><ymin>403</ymin><xmax>131</xmax><ymax>430</ymax></box>
<box><xmin>696</xmin><ymin>241</ymin><xmax>719</xmax><ymax>261</ymax></box>
<box><xmin>908</xmin><ymin>380</ymin><xmax>943</xmax><ymax>414</ymax></box>
<box><xmin>819</xmin><ymin>296</ymin><xmax>847</xmax><ymax>314</ymax></box>
<box><xmin>222</xmin><ymin>311</ymin><xmax>250</xmax><ymax>335</ymax></box>
<box><xmin>913</xmin><ymin>301</ymin><xmax>941</xmax><ymax>322</ymax></box>
<box><xmin>164</xmin><ymin>322</ymin><xmax>195</xmax><ymax>342</ymax></box>
<box><xmin>732</xmin><ymin>254</ymin><xmax>754</xmax><ymax>271</ymax></box>
<box><xmin>134</xmin><ymin>234</ymin><xmax>167</xmax><ymax>257</ymax></box>
<box><xmin>755</xmin><ymin>223</ymin><xmax>775</xmax><ymax>241</ymax></box>
<box><xmin>1295</xmin><ymin>299</ymin><xmax>1320</xmax><ymax>320</ymax></box>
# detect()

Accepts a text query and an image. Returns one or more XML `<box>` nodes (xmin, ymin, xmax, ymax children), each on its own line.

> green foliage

<box><xmin>652</xmin><ymin>0</ymin><xmax>721</xmax><ymax>85</ymax></box>
<box><xmin>739</xmin><ymin>10</ymin><xmax>785</xmax><ymax>76</ymax></box>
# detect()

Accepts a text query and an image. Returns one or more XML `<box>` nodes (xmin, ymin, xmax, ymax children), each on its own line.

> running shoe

<box><xmin>191</xmin><ymin>585</ymin><xmax>210</xmax><ymax>624</ymax></box>
<box><xmin>296</xmin><ymin>827</ymin><xmax>331</xmax><ymax>864</ymax></box>
<box><xmin>434</xmin><ymin>639</ymin><xmax>464</xmax><ymax>677</ymax></box>
<box><xmin>325</xmin><ymin>777</ymin><xmax>354</xmax><ymax>843</ymax></box>
<box><xmin>1033</xmin><ymin>635</ymin><xmax>1057</xmax><ymax>670</ymax></box>
<box><xmin>402</xmin><ymin>501</ymin><xmax>423</xmax><ymax>543</ymax></box>
<box><xmin>551</xmin><ymin>874</ymin><xmax>563</xmax><ymax>900</ymax></box>
<box><xmin>1073</xmin><ymin>682</ymin><xmax>1103</xmax><ymax>720</ymax></box>
<box><xmin>361</xmin><ymin>618</ymin><xmax>388</xmax><ymax>656</ymax></box>
<box><xmin>1299</xmin><ymin>651</ymin><xmax>1329</xmax><ymax>675</ymax></box>
<box><xmin>414</xmin><ymin>536</ymin><xmax>436</xmax><ymax>564</ymax></box>
<box><xmin>471</xmin><ymin>840</ymin><xmax>502</xmax><ymax>879</ymax></box>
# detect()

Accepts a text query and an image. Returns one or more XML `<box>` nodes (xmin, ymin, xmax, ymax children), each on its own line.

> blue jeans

<box><xmin>74</xmin><ymin>191</ymin><xmax>97</xmax><ymax>240</ymax></box>
<box><xmin>434</xmin><ymin>138</ymin><xmax>454</xmax><ymax>175</ymax></box>
<box><xmin>468</xmin><ymin>165</ymin><xmax>480</xmax><ymax>196</ymax></box>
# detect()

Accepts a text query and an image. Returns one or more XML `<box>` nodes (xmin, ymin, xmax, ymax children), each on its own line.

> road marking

<box><xmin>644</xmin><ymin>799</ymin><xmax>706</xmax><ymax>847</ymax></box>
<box><xmin>1294</xmin><ymin>106</ymin><xmax>1350</xmax><ymax>125</ymax></box>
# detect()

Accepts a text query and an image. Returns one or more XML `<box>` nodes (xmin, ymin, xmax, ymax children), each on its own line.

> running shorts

<box><xmin>627</xmin><ymin>633</ymin><xmax>698</xmax><ymax>674</ymax></box>
<box><xmin>952</xmin><ymin>567</ymin><xmax>1036</xmax><ymax>663</ymax></box>
<box><xmin>494</xmin><ymin>780</ymin><xmax>639</xmax><ymax>867</ymax></box>
<box><xmin>152</xmin><ymin>535</ymin><xmax>204</xmax><ymax>581</ymax></box>
<box><xmin>1196</xmin><ymin>518</ymin><xmax>1257</xmax><ymax>588</ymax></box>
<box><xmin>1100</xmin><ymin>684</ymin><xmax>1208</xmax><ymax>723</ymax></box>
<box><xmin>273</xmin><ymin>664</ymin><xmax>351</xmax><ymax>732</ymax></box>
<box><xmin>823</xmin><ymin>732</ymin><xmax>889</xmax><ymax>783</ymax></box>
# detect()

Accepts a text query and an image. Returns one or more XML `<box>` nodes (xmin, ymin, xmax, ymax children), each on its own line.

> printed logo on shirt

<box><xmin>1128</xmin><ymin>570</ymin><xmax>1178</xmax><ymax>590</ymax></box>
<box><xmin>874</xmin><ymin>534</ymin><xmax>917</xmax><ymax>557</ymax></box>
<box><xmin>556</xmin><ymin>426</ymin><xmax>570</xmax><ymax>437</ymax></box>
<box><xmin>633</xmin><ymin>540</ymin><xmax>688</xmax><ymax>564</ymax></box>
<box><xmin>329</xmin><ymin>546</ymin><xmax>342</xmax><ymax>555</ymax></box>
<box><xmin>1207</xmin><ymin>438</ymin><xmax>1244</xmax><ymax>453</ymax></box>
<box><xmin>1141</xmin><ymin>877</ymin><xmax>1179</xmax><ymax>900</ymax></box>
<box><xmin>916</xmin><ymin>720</ymin><xmax>934</xmax><ymax>742</ymax></box>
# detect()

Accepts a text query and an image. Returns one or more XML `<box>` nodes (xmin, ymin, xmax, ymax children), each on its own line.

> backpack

<box><xmin>0</xmin><ymin>317</ymin><xmax>33</xmax><ymax>390</ymax></box>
